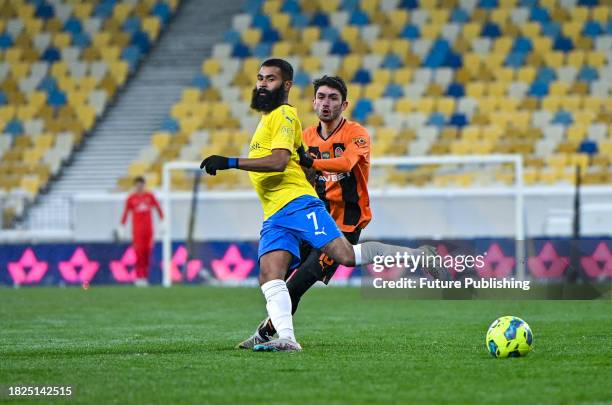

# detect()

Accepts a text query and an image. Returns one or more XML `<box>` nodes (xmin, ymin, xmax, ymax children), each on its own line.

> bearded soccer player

<box><xmin>237</xmin><ymin>75</ymin><xmax>378</xmax><ymax>349</ymax></box>
<box><xmin>200</xmin><ymin>59</ymin><xmax>439</xmax><ymax>352</ymax></box>
<box><xmin>120</xmin><ymin>176</ymin><xmax>164</xmax><ymax>287</ymax></box>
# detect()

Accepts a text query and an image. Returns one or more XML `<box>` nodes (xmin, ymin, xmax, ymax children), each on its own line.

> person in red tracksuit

<box><xmin>120</xmin><ymin>176</ymin><xmax>164</xmax><ymax>286</ymax></box>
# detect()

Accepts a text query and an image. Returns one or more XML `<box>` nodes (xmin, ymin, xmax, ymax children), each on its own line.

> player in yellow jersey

<box><xmin>200</xmin><ymin>59</ymin><xmax>441</xmax><ymax>352</ymax></box>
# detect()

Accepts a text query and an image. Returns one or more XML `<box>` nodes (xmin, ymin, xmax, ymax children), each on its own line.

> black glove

<box><xmin>200</xmin><ymin>155</ymin><xmax>233</xmax><ymax>176</ymax></box>
<box><xmin>297</xmin><ymin>146</ymin><xmax>314</xmax><ymax>168</ymax></box>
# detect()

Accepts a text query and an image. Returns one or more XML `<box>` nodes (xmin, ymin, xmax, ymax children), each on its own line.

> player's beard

<box><xmin>250</xmin><ymin>85</ymin><xmax>286</xmax><ymax>113</ymax></box>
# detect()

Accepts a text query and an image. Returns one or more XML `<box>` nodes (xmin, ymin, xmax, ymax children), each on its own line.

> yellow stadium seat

<box><xmin>560</xmin><ymin>96</ymin><xmax>581</xmax><ymax>111</ymax></box>
<box><xmin>415</xmin><ymin>98</ymin><xmax>435</xmax><ymax>114</ymax></box>
<box><xmin>35</xmin><ymin>134</ymin><xmax>54</xmax><ymax>150</ymax></box>
<box><xmin>128</xmin><ymin>161</ymin><xmax>149</xmax><ymax>176</ymax></box>
<box><xmin>100</xmin><ymin>46</ymin><xmax>121</xmax><ymax>62</ymax></box>
<box><xmin>493</xmin><ymin>37</ymin><xmax>513</xmax><ymax>54</ymax></box>
<box><xmin>592</xmin><ymin>6</ymin><xmax>609</xmax><ymax>23</ymax></box>
<box><xmin>567</xmin><ymin>125</ymin><xmax>587</xmax><ymax>142</ymax></box>
<box><xmin>532</xmin><ymin>37</ymin><xmax>552</xmax><ymax>53</ymax></box>
<box><xmin>420</xmin><ymin>24</ymin><xmax>441</xmax><ymax>39</ymax></box>
<box><xmin>436</xmin><ymin>98</ymin><xmax>455</xmax><ymax>115</ymax></box>
<box><xmin>390</xmin><ymin>40</ymin><xmax>409</xmax><ymax>56</ymax></box>
<box><xmin>583</xmin><ymin>97</ymin><xmax>603</xmax><ymax>111</ymax></box>
<box><xmin>394</xmin><ymin>98</ymin><xmax>414</xmax><ymax>113</ymax></box>
<box><xmin>549</xmin><ymin>82</ymin><xmax>569</xmax><ymax>96</ymax></box>
<box><xmin>466</xmin><ymin>82</ymin><xmax>485</xmax><ymax>98</ymax></box>
<box><xmin>542</xmin><ymin>96</ymin><xmax>561</xmax><ymax>111</ymax></box>
<box><xmin>573</xmin><ymin>111</ymin><xmax>595</xmax><ymax>126</ymax></box>
<box><xmin>142</xmin><ymin>16</ymin><xmax>161</xmax><ymax>40</ymax></box>
<box><xmin>491</xmin><ymin>9</ymin><xmax>510</xmax><ymax>24</ymax></box>
<box><xmin>569</xmin><ymin>6</ymin><xmax>589</xmax><ymax>22</ymax></box>
<box><xmin>566</xmin><ymin>50</ymin><xmax>585</xmax><ymax>67</ymax></box>
<box><xmin>73</xmin><ymin>3</ymin><xmax>93</xmax><ymax>18</ymax></box>
<box><xmin>75</xmin><ymin>105</ymin><xmax>96</xmax><ymax>130</ymax></box>
<box><xmin>462</xmin><ymin>23</ymin><xmax>481</xmax><ymax>40</ymax></box>
<box><xmin>242</xmin><ymin>28</ymin><xmax>261</xmax><ymax>47</ymax></box>
<box><xmin>487</xmin><ymin>82</ymin><xmax>507</xmax><ymax>97</ymax></box>
<box><xmin>182</xmin><ymin>88</ymin><xmax>201</xmax><ymax>103</ymax></box>
<box><xmin>462</xmin><ymin>126</ymin><xmax>481</xmax><ymax>142</ymax></box>
<box><xmin>586</xmin><ymin>51</ymin><xmax>605</xmax><ymax>67</ymax></box>
<box><xmin>388</xmin><ymin>10</ymin><xmax>408</xmax><ymax>29</ymax></box>
<box><xmin>370</xmin><ymin>39</ymin><xmax>391</xmax><ymax>55</ymax></box>
<box><xmin>262</xmin><ymin>0</ymin><xmax>281</xmax><ymax>14</ymax></box>
<box><xmin>0</xmin><ymin>106</ymin><xmax>16</xmax><ymax>122</ymax></box>
<box><xmin>520</xmin><ymin>22</ymin><xmax>540</xmax><ymax>38</ymax></box>
<box><xmin>271</xmin><ymin>13</ymin><xmax>290</xmax><ymax>31</ymax></box>
<box><xmin>498</xmin><ymin>98</ymin><xmax>519</xmax><ymax>111</ymax></box>
<box><xmin>202</xmin><ymin>58</ymin><xmax>221</xmax><ymax>75</ymax></box>
<box><xmin>341</xmin><ymin>26</ymin><xmax>360</xmax><ymax>43</ymax></box>
<box><xmin>364</xmin><ymin>83</ymin><xmax>384</xmax><ymax>99</ymax></box>
<box><xmin>52</xmin><ymin>32</ymin><xmax>71</xmax><ymax>48</ymax></box>
<box><xmin>113</xmin><ymin>3</ymin><xmax>133</xmax><ymax>22</ymax></box>
<box><xmin>372</xmin><ymin>69</ymin><xmax>391</xmax><ymax>86</ymax></box>
<box><xmin>271</xmin><ymin>41</ymin><xmax>291</xmax><ymax>57</ymax></box>
<box><xmin>562</xmin><ymin>22</ymin><xmax>582</xmax><ymax>39</ymax></box>
<box><xmin>23</xmin><ymin>18</ymin><xmax>43</xmax><ymax>34</ymax></box>
<box><xmin>152</xmin><ymin>132</ymin><xmax>171</xmax><ymax>151</ymax></box>
<box><xmin>109</xmin><ymin>61</ymin><xmax>128</xmax><ymax>84</ymax></box>
<box><xmin>20</xmin><ymin>176</ymin><xmax>40</xmax><ymax>196</ymax></box>
<box><xmin>341</xmin><ymin>54</ymin><xmax>362</xmax><ymax>76</ymax></box>
<box><xmin>302</xmin><ymin>26</ymin><xmax>320</xmax><ymax>43</ymax></box>
<box><xmin>516</xmin><ymin>67</ymin><xmax>536</xmax><ymax>82</ymax></box>
<box><xmin>544</xmin><ymin>51</ymin><xmax>564</xmax><ymax>67</ymax></box>
<box><xmin>301</xmin><ymin>56</ymin><xmax>321</xmax><ymax>73</ymax></box>
<box><xmin>393</xmin><ymin>68</ymin><xmax>412</xmax><ymax>84</ymax></box>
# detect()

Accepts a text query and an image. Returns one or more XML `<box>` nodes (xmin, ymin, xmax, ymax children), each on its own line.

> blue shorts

<box><xmin>258</xmin><ymin>195</ymin><xmax>343</xmax><ymax>270</ymax></box>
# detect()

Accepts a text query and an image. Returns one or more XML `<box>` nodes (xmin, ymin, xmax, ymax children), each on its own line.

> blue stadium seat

<box><xmin>349</xmin><ymin>10</ymin><xmax>369</xmax><ymax>26</ymax></box>
<box><xmin>251</xmin><ymin>14</ymin><xmax>271</xmax><ymax>30</ymax></box>
<box><xmin>400</xmin><ymin>24</ymin><xmax>421</xmax><ymax>39</ymax></box>
<box><xmin>261</xmin><ymin>28</ymin><xmax>280</xmax><ymax>43</ymax></box>
<box><xmin>579</xmin><ymin>139</ymin><xmax>598</xmax><ymax>155</ymax></box>
<box><xmin>450</xmin><ymin>8</ymin><xmax>470</xmax><ymax>23</ymax></box>
<box><xmin>231</xmin><ymin>42</ymin><xmax>251</xmax><ymax>58</ymax></box>
<box><xmin>449</xmin><ymin>113</ymin><xmax>468</xmax><ymax>127</ymax></box>
<box><xmin>505</xmin><ymin>51</ymin><xmax>527</xmax><ymax>68</ymax></box>
<box><xmin>536</xmin><ymin>67</ymin><xmax>556</xmax><ymax>83</ymax></box>
<box><xmin>582</xmin><ymin>21</ymin><xmax>603</xmax><ymax>38</ymax></box>
<box><xmin>64</xmin><ymin>17</ymin><xmax>82</xmax><ymax>34</ymax></box>
<box><xmin>424</xmin><ymin>39</ymin><xmax>450</xmax><ymax>68</ymax></box>
<box><xmin>152</xmin><ymin>2</ymin><xmax>172</xmax><ymax>24</ymax></box>
<box><xmin>122</xmin><ymin>17</ymin><xmax>141</xmax><ymax>34</ymax></box>
<box><xmin>384</xmin><ymin>84</ymin><xmax>404</xmax><ymax>99</ymax></box>
<box><xmin>38</xmin><ymin>76</ymin><xmax>58</xmax><ymax>92</ymax></box>
<box><xmin>552</xmin><ymin>110</ymin><xmax>573</xmax><ymax>125</ymax></box>
<box><xmin>0</xmin><ymin>33</ymin><xmax>13</xmax><ymax>49</ymax></box>
<box><xmin>541</xmin><ymin>21</ymin><xmax>560</xmax><ymax>38</ymax></box>
<box><xmin>311</xmin><ymin>12</ymin><xmax>330</xmax><ymax>27</ymax></box>
<box><xmin>553</xmin><ymin>36</ymin><xmax>573</xmax><ymax>52</ymax></box>
<box><xmin>121</xmin><ymin>45</ymin><xmax>141</xmax><ymax>70</ymax></box>
<box><xmin>281</xmin><ymin>0</ymin><xmax>300</xmax><ymax>14</ymax></box>
<box><xmin>352</xmin><ymin>99</ymin><xmax>373</xmax><ymax>122</ymax></box>
<box><xmin>0</xmin><ymin>90</ymin><xmax>7</xmax><ymax>105</ymax></box>
<box><xmin>160</xmin><ymin>117</ymin><xmax>180</xmax><ymax>132</ymax></box>
<box><xmin>223</xmin><ymin>30</ymin><xmax>241</xmax><ymax>44</ymax></box>
<box><xmin>293</xmin><ymin>71</ymin><xmax>310</xmax><ymax>87</ymax></box>
<box><xmin>428</xmin><ymin>113</ymin><xmax>446</xmax><ymax>127</ymax></box>
<box><xmin>291</xmin><ymin>13</ymin><xmax>310</xmax><ymax>29</ymax></box>
<box><xmin>352</xmin><ymin>69</ymin><xmax>372</xmax><ymax>84</ymax></box>
<box><xmin>400</xmin><ymin>0</ymin><xmax>420</xmax><ymax>10</ymax></box>
<box><xmin>93</xmin><ymin>2</ymin><xmax>114</xmax><ymax>19</ymax></box>
<box><xmin>381</xmin><ymin>53</ymin><xmax>403</xmax><ymax>69</ymax></box>
<box><xmin>446</xmin><ymin>82</ymin><xmax>465</xmax><ymax>98</ymax></box>
<box><xmin>528</xmin><ymin>81</ymin><xmax>549</xmax><ymax>98</ymax></box>
<box><xmin>42</xmin><ymin>46</ymin><xmax>61</xmax><ymax>62</ymax></box>
<box><xmin>479</xmin><ymin>0</ymin><xmax>498</xmax><ymax>9</ymax></box>
<box><xmin>253</xmin><ymin>42</ymin><xmax>271</xmax><ymax>58</ymax></box>
<box><xmin>4</xmin><ymin>119</ymin><xmax>23</xmax><ymax>136</ymax></box>
<box><xmin>481</xmin><ymin>22</ymin><xmax>502</xmax><ymax>38</ymax></box>
<box><xmin>577</xmin><ymin>66</ymin><xmax>598</xmax><ymax>82</ymax></box>
<box><xmin>131</xmin><ymin>31</ymin><xmax>151</xmax><ymax>53</ymax></box>
<box><xmin>530</xmin><ymin>6</ymin><xmax>550</xmax><ymax>23</ymax></box>
<box><xmin>48</xmin><ymin>90</ymin><xmax>67</xmax><ymax>107</ymax></box>
<box><xmin>35</xmin><ymin>3</ymin><xmax>55</xmax><ymax>19</ymax></box>
<box><xmin>331</xmin><ymin>40</ymin><xmax>351</xmax><ymax>55</ymax></box>
<box><xmin>322</xmin><ymin>27</ymin><xmax>340</xmax><ymax>42</ymax></box>
<box><xmin>72</xmin><ymin>32</ymin><xmax>91</xmax><ymax>48</ymax></box>
<box><xmin>191</xmin><ymin>73</ymin><xmax>210</xmax><ymax>90</ymax></box>
<box><xmin>513</xmin><ymin>37</ymin><xmax>533</xmax><ymax>53</ymax></box>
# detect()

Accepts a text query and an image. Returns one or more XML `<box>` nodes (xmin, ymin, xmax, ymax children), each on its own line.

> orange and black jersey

<box><xmin>302</xmin><ymin>119</ymin><xmax>371</xmax><ymax>233</ymax></box>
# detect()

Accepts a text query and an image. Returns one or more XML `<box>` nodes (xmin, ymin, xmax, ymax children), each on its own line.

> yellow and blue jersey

<box><xmin>248</xmin><ymin>104</ymin><xmax>317</xmax><ymax>220</ymax></box>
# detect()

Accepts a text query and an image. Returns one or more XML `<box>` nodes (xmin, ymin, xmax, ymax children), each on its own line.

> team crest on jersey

<box><xmin>334</xmin><ymin>146</ymin><xmax>344</xmax><ymax>157</ymax></box>
<box><xmin>322</xmin><ymin>152</ymin><xmax>330</xmax><ymax>159</ymax></box>
<box><xmin>353</xmin><ymin>137</ymin><xmax>367</xmax><ymax>147</ymax></box>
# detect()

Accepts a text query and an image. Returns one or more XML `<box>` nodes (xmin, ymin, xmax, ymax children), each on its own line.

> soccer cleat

<box><xmin>253</xmin><ymin>338</ymin><xmax>302</xmax><ymax>352</ymax></box>
<box><xmin>419</xmin><ymin>245</ymin><xmax>451</xmax><ymax>281</ymax></box>
<box><xmin>134</xmin><ymin>278</ymin><xmax>149</xmax><ymax>287</ymax></box>
<box><xmin>236</xmin><ymin>318</ymin><xmax>273</xmax><ymax>349</ymax></box>
<box><xmin>236</xmin><ymin>332</ymin><xmax>269</xmax><ymax>350</ymax></box>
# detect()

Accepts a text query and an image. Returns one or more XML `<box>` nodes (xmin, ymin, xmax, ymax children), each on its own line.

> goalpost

<box><xmin>161</xmin><ymin>154</ymin><xmax>525</xmax><ymax>287</ymax></box>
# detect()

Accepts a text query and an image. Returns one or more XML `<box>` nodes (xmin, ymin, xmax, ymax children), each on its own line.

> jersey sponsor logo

<box><xmin>317</xmin><ymin>172</ymin><xmax>350</xmax><ymax>182</ymax></box>
<box><xmin>353</xmin><ymin>137</ymin><xmax>367</xmax><ymax>147</ymax></box>
<box><xmin>321</xmin><ymin>152</ymin><xmax>330</xmax><ymax>159</ymax></box>
<box><xmin>334</xmin><ymin>146</ymin><xmax>344</xmax><ymax>157</ymax></box>
<box><xmin>250</xmin><ymin>141</ymin><xmax>261</xmax><ymax>151</ymax></box>
<box><xmin>284</xmin><ymin>115</ymin><xmax>295</xmax><ymax>124</ymax></box>
<box><xmin>281</xmin><ymin>126</ymin><xmax>294</xmax><ymax>136</ymax></box>
<box><xmin>135</xmin><ymin>201</ymin><xmax>150</xmax><ymax>212</ymax></box>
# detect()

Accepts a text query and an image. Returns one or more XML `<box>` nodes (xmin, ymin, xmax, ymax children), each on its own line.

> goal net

<box><xmin>161</xmin><ymin>155</ymin><xmax>525</xmax><ymax>287</ymax></box>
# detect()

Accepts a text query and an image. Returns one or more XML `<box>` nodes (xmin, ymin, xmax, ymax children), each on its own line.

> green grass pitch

<box><xmin>1</xmin><ymin>286</ymin><xmax>610</xmax><ymax>404</ymax></box>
